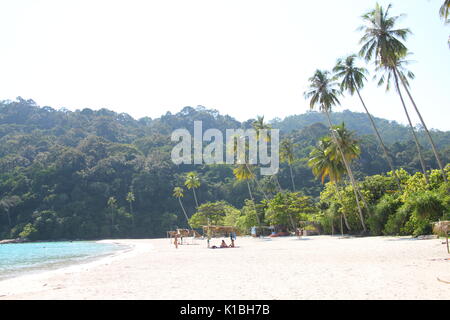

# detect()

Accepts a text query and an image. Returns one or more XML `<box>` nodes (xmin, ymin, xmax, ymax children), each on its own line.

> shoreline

<box><xmin>0</xmin><ymin>240</ymin><xmax>136</xmax><ymax>284</ymax></box>
<box><xmin>0</xmin><ymin>236</ymin><xmax>449</xmax><ymax>300</ymax></box>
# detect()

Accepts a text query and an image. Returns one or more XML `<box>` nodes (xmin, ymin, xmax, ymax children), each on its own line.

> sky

<box><xmin>0</xmin><ymin>0</ymin><xmax>449</xmax><ymax>130</ymax></box>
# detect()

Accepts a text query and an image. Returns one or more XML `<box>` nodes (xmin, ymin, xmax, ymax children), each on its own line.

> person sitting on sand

<box><xmin>220</xmin><ymin>240</ymin><xmax>228</xmax><ymax>248</ymax></box>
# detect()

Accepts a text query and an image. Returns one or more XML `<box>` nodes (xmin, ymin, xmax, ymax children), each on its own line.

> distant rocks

<box><xmin>0</xmin><ymin>238</ymin><xmax>27</xmax><ymax>244</ymax></box>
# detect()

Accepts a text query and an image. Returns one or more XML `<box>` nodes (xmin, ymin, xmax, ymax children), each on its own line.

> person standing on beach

<box><xmin>174</xmin><ymin>234</ymin><xmax>179</xmax><ymax>249</ymax></box>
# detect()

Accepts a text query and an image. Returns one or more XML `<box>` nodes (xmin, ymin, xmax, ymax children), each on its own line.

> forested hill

<box><xmin>0</xmin><ymin>97</ymin><xmax>449</xmax><ymax>240</ymax></box>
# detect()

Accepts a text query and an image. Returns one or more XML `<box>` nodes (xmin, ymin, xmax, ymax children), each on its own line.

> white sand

<box><xmin>0</xmin><ymin>236</ymin><xmax>449</xmax><ymax>300</ymax></box>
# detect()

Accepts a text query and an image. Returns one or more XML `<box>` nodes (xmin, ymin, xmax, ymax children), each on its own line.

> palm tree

<box><xmin>107</xmin><ymin>197</ymin><xmax>117</xmax><ymax>235</ymax></box>
<box><xmin>252</xmin><ymin>115</ymin><xmax>271</xmax><ymax>142</ymax></box>
<box><xmin>173</xmin><ymin>187</ymin><xmax>190</xmax><ymax>228</ymax></box>
<box><xmin>358</xmin><ymin>3</ymin><xmax>445</xmax><ymax>182</ymax></box>
<box><xmin>280</xmin><ymin>138</ymin><xmax>296</xmax><ymax>191</ymax></box>
<box><xmin>0</xmin><ymin>195</ymin><xmax>21</xmax><ymax>229</ymax></box>
<box><xmin>308</xmin><ymin>137</ymin><xmax>351</xmax><ymax>231</ymax></box>
<box><xmin>184</xmin><ymin>171</ymin><xmax>201</xmax><ymax>208</ymax></box>
<box><xmin>374</xmin><ymin>57</ymin><xmax>429</xmax><ymax>182</ymax></box>
<box><xmin>358</xmin><ymin>3</ymin><xmax>410</xmax><ymax>68</ymax></box>
<box><xmin>333</xmin><ymin>54</ymin><xmax>400</xmax><ymax>187</ymax></box>
<box><xmin>304</xmin><ymin>69</ymin><xmax>367</xmax><ymax>232</ymax></box>
<box><xmin>251</xmin><ymin>116</ymin><xmax>283</xmax><ymax>193</ymax></box>
<box><xmin>233</xmin><ymin>164</ymin><xmax>261</xmax><ymax>227</ymax></box>
<box><xmin>442</xmin><ymin>0</ymin><xmax>450</xmax><ymax>20</ymax></box>
<box><xmin>126</xmin><ymin>190</ymin><xmax>135</xmax><ymax>229</ymax></box>
<box><xmin>395</xmin><ymin>59</ymin><xmax>447</xmax><ymax>183</ymax></box>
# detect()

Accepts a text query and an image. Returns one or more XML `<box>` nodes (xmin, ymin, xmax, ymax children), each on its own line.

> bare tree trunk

<box><xmin>393</xmin><ymin>70</ymin><xmax>429</xmax><ymax>184</ymax></box>
<box><xmin>246</xmin><ymin>180</ymin><xmax>261</xmax><ymax>228</ymax></box>
<box><xmin>396</xmin><ymin>67</ymin><xmax>447</xmax><ymax>183</ymax></box>
<box><xmin>355</xmin><ymin>86</ymin><xmax>402</xmax><ymax>189</ymax></box>
<box><xmin>192</xmin><ymin>188</ymin><xmax>199</xmax><ymax>208</ymax></box>
<box><xmin>289</xmin><ymin>164</ymin><xmax>296</xmax><ymax>191</ymax></box>
<box><xmin>324</xmin><ymin>110</ymin><xmax>367</xmax><ymax>232</ymax></box>
<box><xmin>178</xmin><ymin>197</ymin><xmax>191</xmax><ymax>229</ymax></box>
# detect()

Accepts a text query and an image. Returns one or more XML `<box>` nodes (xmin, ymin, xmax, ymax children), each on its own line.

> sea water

<box><xmin>0</xmin><ymin>241</ymin><xmax>126</xmax><ymax>281</ymax></box>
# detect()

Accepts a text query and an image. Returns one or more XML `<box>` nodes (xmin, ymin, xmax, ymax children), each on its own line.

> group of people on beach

<box><xmin>211</xmin><ymin>239</ymin><xmax>234</xmax><ymax>249</ymax></box>
<box><xmin>173</xmin><ymin>232</ymin><xmax>236</xmax><ymax>249</ymax></box>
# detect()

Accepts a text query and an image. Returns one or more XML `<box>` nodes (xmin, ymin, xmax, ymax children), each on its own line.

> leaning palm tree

<box><xmin>359</xmin><ymin>3</ymin><xmax>447</xmax><ymax>182</ymax></box>
<box><xmin>308</xmin><ymin>137</ymin><xmax>351</xmax><ymax>231</ymax></box>
<box><xmin>184</xmin><ymin>171</ymin><xmax>201</xmax><ymax>208</ymax></box>
<box><xmin>374</xmin><ymin>57</ymin><xmax>429</xmax><ymax>182</ymax></box>
<box><xmin>333</xmin><ymin>54</ymin><xmax>400</xmax><ymax>187</ymax></box>
<box><xmin>304</xmin><ymin>69</ymin><xmax>367</xmax><ymax>232</ymax></box>
<box><xmin>173</xmin><ymin>187</ymin><xmax>191</xmax><ymax>228</ymax></box>
<box><xmin>394</xmin><ymin>58</ymin><xmax>447</xmax><ymax>182</ymax></box>
<box><xmin>280</xmin><ymin>138</ymin><xmax>296</xmax><ymax>191</ymax></box>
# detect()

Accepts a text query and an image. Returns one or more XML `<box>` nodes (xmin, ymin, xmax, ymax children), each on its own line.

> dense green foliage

<box><xmin>0</xmin><ymin>98</ymin><xmax>449</xmax><ymax>240</ymax></box>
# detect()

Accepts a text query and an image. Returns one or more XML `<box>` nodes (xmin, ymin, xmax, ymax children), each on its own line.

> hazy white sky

<box><xmin>0</xmin><ymin>0</ymin><xmax>449</xmax><ymax>129</ymax></box>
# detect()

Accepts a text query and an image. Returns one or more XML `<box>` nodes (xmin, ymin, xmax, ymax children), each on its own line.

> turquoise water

<box><xmin>0</xmin><ymin>241</ymin><xmax>126</xmax><ymax>281</ymax></box>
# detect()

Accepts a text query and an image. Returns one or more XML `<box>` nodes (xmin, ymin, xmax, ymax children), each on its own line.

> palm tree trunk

<box><xmin>192</xmin><ymin>188</ymin><xmax>199</xmax><ymax>208</ymax></box>
<box><xmin>178</xmin><ymin>197</ymin><xmax>191</xmax><ymax>229</ymax></box>
<box><xmin>289</xmin><ymin>164</ymin><xmax>296</xmax><ymax>191</ymax></box>
<box><xmin>129</xmin><ymin>202</ymin><xmax>134</xmax><ymax>230</ymax></box>
<box><xmin>245</xmin><ymin>163</ymin><xmax>269</xmax><ymax>200</ymax></box>
<box><xmin>324</xmin><ymin>110</ymin><xmax>367</xmax><ymax>232</ymax></box>
<box><xmin>393</xmin><ymin>69</ymin><xmax>429</xmax><ymax>183</ymax></box>
<box><xmin>6</xmin><ymin>209</ymin><xmax>11</xmax><ymax>229</ymax></box>
<box><xmin>355</xmin><ymin>86</ymin><xmax>402</xmax><ymax>189</ymax></box>
<box><xmin>335</xmin><ymin>183</ymin><xmax>351</xmax><ymax>231</ymax></box>
<box><xmin>273</xmin><ymin>175</ymin><xmax>283</xmax><ymax>192</ymax></box>
<box><xmin>396</xmin><ymin>67</ymin><xmax>447</xmax><ymax>183</ymax></box>
<box><xmin>246</xmin><ymin>180</ymin><xmax>261</xmax><ymax>228</ymax></box>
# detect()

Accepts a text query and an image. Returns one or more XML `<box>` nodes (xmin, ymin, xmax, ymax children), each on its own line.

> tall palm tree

<box><xmin>107</xmin><ymin>197</ymin><xmax>117</xmax><ymax>235</ymax></box>
<box><xmin>173</xmin><ymin>187</ymin><xmax>190</xmax><ymax>228</ymax></box>
<box><xmin>251</xmin><ymin>116</ymin><xmax>282</xmax><ymax>193</ymax></box>
<box><xmin>333</xmin><ymin>54</ymin><xmax>400</xmax><ymax>187</ymax></box>
<box><xmin>359</xmin><ymin>3</ymin><xmax>447</xmax><ymax>182</ymax></box>
<box><xmin>126</xmin><ymin>190</ymin><xmax>135</xmax><ymax>229</ymax></box>
<box><xmin>308</xmin><ymin>137</ymin><xmax>351</xmax><ymax>230</ymax></box>
<box><xmin>395</xmin><ymin>59</ymin><xmax>447</xmax><ymax>183</ymax></box>
<box><xmin>359</xmin><ymin>4</ymin><xmax>445</xmax><ymax>179</ymax></box>
<box><xmin>280</xmin><ymin>138</ymin><xmax>296</xmax><ymax>191</ymax></box>
<box><xmin>252</xmin><ymin>115</ymin><xmax>271</xmax><ymax>142</ymax></box>
<box><xmin>304</xmin><ymin>70</ymin><xmax>367</xmax><ymax>232</ymax></box>
<box><xmin>358</xmin><ymin>3</ymin><xmax>410</xmax><ymax>68</ymax></box>
<box><xmin>184</xmin><ymin>171</ymin><xmax>201</xmax><ymax>208</ymax></box>
<box><xmin>374</xmin><ymin>58</ymin><xmax>429</xmax><ymax>182</ymax></box>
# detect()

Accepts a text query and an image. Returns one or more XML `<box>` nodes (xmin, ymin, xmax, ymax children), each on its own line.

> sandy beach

<box><xmin>0</xmin><ymin>236</ymin><xmax>449</xmax><ymax>300</ymax></box>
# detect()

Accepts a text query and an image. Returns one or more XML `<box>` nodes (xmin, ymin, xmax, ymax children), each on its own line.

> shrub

<box><xmin>367</xmin><ymin>194</ymin><xmax>401</xmax><ymax>236</ymax></box>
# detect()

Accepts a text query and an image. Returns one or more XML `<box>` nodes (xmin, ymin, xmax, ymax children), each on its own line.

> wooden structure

<box><xmin>202</xmin><ymin>225</ymin><xmax>238</xmax><ymax>238</ymax></box>
<box><xmin>433</xmin><ymin>221</ymin><xmax>450</xmax><ymax>254</ymax></box>
<box><xmin>167</xmin><ymin>228</ymin><xmax>202</xmax><ymax>245</ymax></box>
<box><xmin>202</xmin><ymin>225</ymin><xmax>238</xmax><ymax>248</ymax></box>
